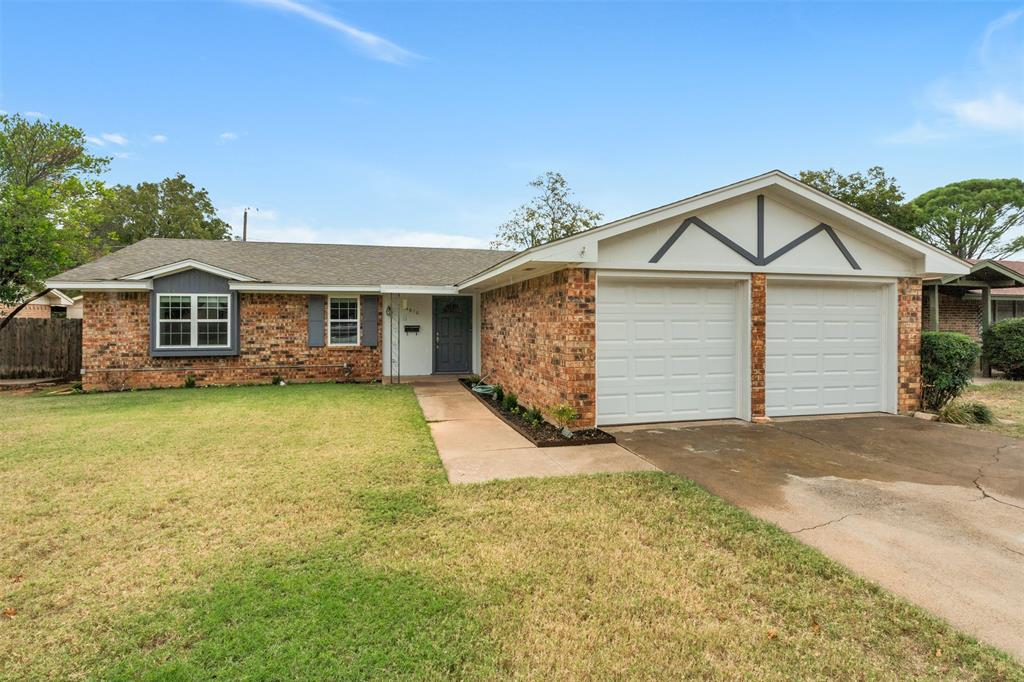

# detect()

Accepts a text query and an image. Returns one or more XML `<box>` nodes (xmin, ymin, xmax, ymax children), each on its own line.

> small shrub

<box><xmin>920</xmin><ymin>331</ymin><xmax>979</xmax><ymax>410</ymax></box>
<box><xmin>524</xmin><ymin>406</ymin><xmax>543</xmax><ymax>427</ymax></box>
<box><xmin>983</xmin><ymin>318</ymin><xmax>1024</xmax><ymax>380</ymax></box>
<box><xmin>466</xmin><ymin>374</ymin><xmax>481</xmax><ymax>385</ymax></box>
<box><xmin>492</xmin><ymin>385</ymin><xmax>504</xmax><ymax>403</ymax></box>
<box><xmin>549</xmin><ymin>403</ymin><xmax>579</xmax><ymax>435</ymax></box>
<box><xmin>183</xmin><ymin>374</ymin><xmax>196</xmax><ymax>389</ymax></box>
<box><xmin>501</xmin><ymin>392</ymin><xmax>518</xmax><ymax>411</ymax></box>
<box><xmin>938</xmin><ymin>400</ymin><xmax>995</xmax><ymax>425</ymax></box>
<box><xmin>271</xmin><ymin>375</ymin><xmax>284</xmax><ymax>385</ymax></box>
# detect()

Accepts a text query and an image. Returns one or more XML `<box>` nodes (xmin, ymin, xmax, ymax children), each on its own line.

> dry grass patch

<box><xmin>0</xmin><ymin>384</ymin><xmax>1020</xmax><ymax>680</ymax></box>
<box><xmin>965</xmin><ymin>380</ymin><xmax>1024</xmax><ymax>439</ymax></box>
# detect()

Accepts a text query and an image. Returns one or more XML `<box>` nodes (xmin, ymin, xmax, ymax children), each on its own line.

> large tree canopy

<box><xmin>96</xmin><ymin>173</ymin><xmax>233</xmax><ymax>248</ymax></box>
<box><xmin>0</xmin><ymin>114</ymin><xmax>108</xmax><ymax>305</ymax></box>
<box><xmin>910</xmin><ymin>179</ymin><xmax>1024</xmax><ymax>260</ymax></box>
<box><xmin>798</xmin><ymin>166</ymin><xmax>919</xmax><ymax>234</ymax></box>
<box><xmin>491</xmin><ymin>171</ymin><xmax>603</xmax><ymax>250</ymax></box>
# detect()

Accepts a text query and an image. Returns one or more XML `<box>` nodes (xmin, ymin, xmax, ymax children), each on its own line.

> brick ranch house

<box><xmin>923</xmin><ymin>259</ymin><xmax>1024</xmax><ymax>342</ymax></box>
<box><xmin>48</xmin><ymin>171</ymin><xmax>967</xmax><ymax>427</ymax></box>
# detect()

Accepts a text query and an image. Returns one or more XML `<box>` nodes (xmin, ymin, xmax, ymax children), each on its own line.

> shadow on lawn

<box><xmin>100</xmin><ymin>545</ymin><xmax>493</xmax><ymax>680</ymax></box>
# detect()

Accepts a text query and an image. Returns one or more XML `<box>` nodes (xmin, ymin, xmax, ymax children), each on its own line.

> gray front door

<box><xmin>433</xmin><ymin>296</ymin><xmax>472</xmax><ymax>373</ymax></box>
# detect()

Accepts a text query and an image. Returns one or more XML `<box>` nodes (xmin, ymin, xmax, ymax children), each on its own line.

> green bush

<box><xmin>938</xmin><ymin>400</ymin><xmax>995</xmax><ymax>425</ymax></box>
<box><xmin>492</xmin><ymin>385</ymin><xmax>504</xmax><ymax>403</ymax></box>
<box><xmin>920</xmin><ymin>331</ymin><xmax>979</xmax><ymax>410</ymax></box>
<box><xmin>183</xmin><ymin>374</ymin><xmax>197</xmax><ymax>389</ymax></box>
<box><xmin>501</xmin><ymin>392</ymin><xmax>518</xmax><ymax>411</ymax></box>
<box><xmin>523</xmin><ymin>407</ymin><xmax>543</xmax><ymax>427</ymax></box>
<box><xmin>983</xmin><ymin>317</ymin><xmax>1024</xmax><ymax>380</ymax></box>
<box><xmin>548</xmin><ymin>403</ymin><xmax>579</xmax><ymax>432</ymax></box>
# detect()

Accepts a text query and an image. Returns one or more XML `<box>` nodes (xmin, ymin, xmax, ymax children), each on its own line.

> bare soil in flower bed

<box><xmin>458</xmin><ymin>378</ymin><xmax>616</xmax><ymax>447</ymax></box>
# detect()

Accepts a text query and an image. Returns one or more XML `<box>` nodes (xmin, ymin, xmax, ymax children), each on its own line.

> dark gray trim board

<box><xmin>650</xmin><ymin>193</ymin><xmax>861</xmax><ymax>270</ymax></box>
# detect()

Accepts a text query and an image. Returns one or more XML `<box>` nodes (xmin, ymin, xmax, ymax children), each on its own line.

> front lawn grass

<box><xmin>1</xmin><ymin>384</ymin><xmax>1020</xmax><ymax>680</ymax></box>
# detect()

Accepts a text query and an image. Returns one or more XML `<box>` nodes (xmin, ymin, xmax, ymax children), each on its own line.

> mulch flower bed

<box><xmin>459</xmin><ymin>378</ymin><xmax>616</xmax><ymax>448</ymax></box>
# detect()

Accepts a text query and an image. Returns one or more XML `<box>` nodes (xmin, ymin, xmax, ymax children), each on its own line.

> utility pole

<box><xmin>242</xmin><ymin>208</ymin><xmax>248</xmax><ymax>242</ymax></box>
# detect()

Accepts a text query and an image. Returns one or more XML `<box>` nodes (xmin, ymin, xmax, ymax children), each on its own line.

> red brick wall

<box><xmin>898</xmin><ymin>277</ymin><xmax>923</xmax><ymax>414</ymax></box>
<box><xmin>921</xmin><ymin>290</ymin><xmax>981</xmax><ymax>341</ymax></box>
<box><xmin>750</xmin><ymin>274</ymin><xmax>767</xmax><ymax>421</ymax></box>
<box><xmin>480</xmin><ymin>268</ymin><xmax>596</xmax><ymax>428</ymax></box>
<box><xmin>82</xmin><ymin>292</ymin><xmax>382</xmax><ymax>390</ymax></box>
<box><xmin>0</xmin><ymin>304</ymin><xmax>50</xmax><ymax>319</ymax></box>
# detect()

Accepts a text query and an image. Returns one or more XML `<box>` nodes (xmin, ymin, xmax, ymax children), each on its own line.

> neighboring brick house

<box><xmin>48</xmin><ymin>171</ymin><xmax>967</xmax><ymax>426</ymax></box>
<box><xmin>922</xmin><ymin>259</ymin><xmax>1024</xmax><ymax>342</ymax></box>
<box><xmin>0</xmin><ymin>289</ymin><xmax>76</xmax><ymax>319</ymax></box>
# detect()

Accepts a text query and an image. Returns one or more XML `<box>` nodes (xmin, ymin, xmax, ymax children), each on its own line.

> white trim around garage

<box><xmin>594</xmin><ymin>270</ymin><xmax>751</xmax><ymax>426</ymax></box>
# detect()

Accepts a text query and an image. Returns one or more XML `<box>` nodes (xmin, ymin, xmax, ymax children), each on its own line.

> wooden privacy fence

<box><xmin>0</xmin><ymin>318</ymin><xmax>82</xmax><ymax>379</ymax></box>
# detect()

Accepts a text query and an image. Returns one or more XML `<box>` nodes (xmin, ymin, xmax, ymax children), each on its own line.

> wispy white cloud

<box><xmin>86</xmin><ymin>136</ymin><xmax>106</xmax><ymax>147</ymax></box>
<box><xmin>947</xmin><ymin>91</ymin><xmax>1024</xmax><ymax>133</ymax></box>
<box><xmin>219</xmin><ymin>131</ymin><xmax>240</xmax><ymax>142</ymax></box>
<box><xmin>240</xmin><ymin>0</ymin><xmax>418</xmax><ymax>64</ymax></box>
<box><xmin>151</xmin><ymin>133</ymin><xmax>168</xmax><ymax>143</ymax></box>
<box><xmin>24</xmin><ymin>111</ymin><xmax>44</xmax><ymax>119</ymax></box>
<box><xmin>101</xmin><ymin>132</ymin><xmax>128</xmax><ymax>145</ymax></box>
<box><xmin>883</xmin><ymin>8</ymin><xmax>1024</xmax><ymax>144</ymax></box>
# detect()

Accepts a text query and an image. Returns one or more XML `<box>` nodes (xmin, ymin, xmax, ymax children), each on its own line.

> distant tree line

<box><xmin>0</xmin><ymin>113</ymin><xmax>231</xmax><ymax>305</ymax></box>
<box><xmin>495</xmin><ymin>167</ymin><xmax>1024</xmax><ymax>263</ymax></box>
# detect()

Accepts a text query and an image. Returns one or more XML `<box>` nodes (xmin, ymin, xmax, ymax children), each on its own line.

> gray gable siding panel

<box><xmin>150</xmin><ymin>270</ymin><xmax>240</xmax><ymax>357</ymax></box>
<box><xmin>152</xmin><ymin>269</ymin><xmax>231</xmax><ymax>294</ymax></box>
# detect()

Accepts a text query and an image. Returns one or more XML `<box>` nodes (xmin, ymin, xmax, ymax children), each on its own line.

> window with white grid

<box><xmin>157</xmin><ymin>294</ymin><xmax>230</xmax><ymax>348</ymax></box>
<box><xmin>328</xmin><ymin>297</ymin><xmax>359</xmax><ymax>346</ymax></box>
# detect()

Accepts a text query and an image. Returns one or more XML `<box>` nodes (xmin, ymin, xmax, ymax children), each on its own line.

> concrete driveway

<box><xmin>608</xmin><ymin>415</ymin><xmax>1024</xmax><ymax>660</ymax></box>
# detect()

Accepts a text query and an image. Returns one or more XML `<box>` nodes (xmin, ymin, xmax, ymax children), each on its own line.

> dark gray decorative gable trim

<box><xmin>649</xmin><ymin>194</ymin><xmax>861</xmax><ymax>270</ymax></box>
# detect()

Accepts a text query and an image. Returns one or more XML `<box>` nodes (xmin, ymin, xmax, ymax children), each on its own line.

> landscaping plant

<box><xmin>983</xmin><ymin>318</ymin><xmax>1024</xmax><ymax>380</ymax></box>
<box><xmin>920</xmin><ymin>331</ymin><xmax>979</xmax><ymax>410</ymax></box>
<box><xmin>501</xmin><ymin>391</ymin><xmax>518</xmax><ymax>411</ymax></box>
<box><xmin>938</xmin><ymin>400</ymin><xmax>995</xmax><ymax>425</ymax></box>
<box><xmin>524</xmin><ymin>406</ymin><xmax>543</xmax><ymax>428</ymax></box>
<box><xmin>492</xmin><ymin>384</ymin><xmax>504</xmax><ymax>403</ymax></box>
<box><xmin>183</xmin><ymin>373</ymin><xmax>197</xmax><ymax>389</ymax></box>
<box><xmin>549</xmin><ymin>403</ymin><xmax>579</xmax><ymax>438</ymax></box>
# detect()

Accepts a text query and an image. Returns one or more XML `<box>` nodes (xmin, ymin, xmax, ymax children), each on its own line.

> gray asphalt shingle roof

<box><xmin>50</xmin><ymin>238</ymin><xmax>517</xmax><ymax>286</ymax></box>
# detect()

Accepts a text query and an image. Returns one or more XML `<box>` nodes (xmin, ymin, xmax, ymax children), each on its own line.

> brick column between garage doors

<box><xmin>897</xmin><ymin>277</ymin><xmax>923</xmax><ymax>414</ymax></box>
<box><xmin>750</xmin><ymin>273</ymin><xmax>767</xmax><ymax>422</ymax></box>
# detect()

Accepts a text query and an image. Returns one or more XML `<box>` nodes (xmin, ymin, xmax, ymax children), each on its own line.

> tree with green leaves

<box><xmin>0</xmin><ymin>113</ymin><xmax>109</xmax><ymax>305</ymax></box>
<box><xmin>95</xmin><ymin>173</ymin><xmax>233</xmax><ymax>248</ymax></box>
<box><xmin>910</xmin><ymin>179</ymin><xmax>1024</xmax><ymax>259</ymax></box>
<box><xmin>798</xmin><ymin>166</ymin><xmax>919</xmax><ymax>233</ymax></box>
<box><xmin>491</xmin><ymin>171</ymin><xmax>603</xmax><ymax>250</ymax></box>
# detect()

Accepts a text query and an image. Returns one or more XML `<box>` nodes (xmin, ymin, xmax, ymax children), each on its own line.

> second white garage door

<box><xmin>766</xmin><ymin>282</ymin><xmax>890</xmax><ymax>417</ymax></box>
<box><xmin>596</xmin><ymin>279</ymin><xmax>742</xmax><ymax>425</ymax></box>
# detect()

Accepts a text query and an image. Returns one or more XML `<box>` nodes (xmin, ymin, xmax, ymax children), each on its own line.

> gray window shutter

<box><xmin>361</xmin><ymin>295</ymin><xmax>378</xmax><ymax>347</ymax></box>
<box><xmin>308</xmin><ymin>295</ymin><xmax>324</xmax><ymax>347</ymax></box>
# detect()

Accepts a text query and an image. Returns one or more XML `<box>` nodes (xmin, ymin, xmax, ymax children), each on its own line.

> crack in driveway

<box><xmin>973</xmin><ymin>444</ymin><xmax>1024</xmax><ymax>512</ymax></box>
<box><xmin>789</xmin><ymin>512</ymin><xmax>861</xmax><ymax>534</ymax></box>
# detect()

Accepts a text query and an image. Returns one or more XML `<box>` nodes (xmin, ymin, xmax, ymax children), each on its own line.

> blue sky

<box><xmin>2</xmin><ymin>1</ymin><xmax>1022</xmax><ymax>247</ymax></box>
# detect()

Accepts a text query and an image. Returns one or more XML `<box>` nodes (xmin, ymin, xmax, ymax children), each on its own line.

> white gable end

<box><xmin>596</xmin><ymin>193</ymin><xmax>918</xmax><ymax>277</ymax></box>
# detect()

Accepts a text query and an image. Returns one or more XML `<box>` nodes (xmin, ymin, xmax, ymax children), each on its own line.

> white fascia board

<box><xmin>458</xmin><ymin>170</ymin><xmax>970</xmax><ymax>287</ymax></box>
<box><xmin>47</xmin><ymin>289</ymin><xmax>76</xmax><ymax>305</ymax></box>
<box><xmin>121</xmin><ymin>259</ymin><xmax>258</xmax><ymax>282</ymax></box>
<box><xmin>45</xmin><ymin>280</ymin><xmax>152</xmax><ymax>291</ymax></box>
<box><xmin>380</xmin><ymin>285</ymin><xmax>460</xmax><ymax>295</ymax></box>
<box><xmin>228</xmin><ymin>282</ymin><xmax>381</xmax><ymax>293</ymax></box>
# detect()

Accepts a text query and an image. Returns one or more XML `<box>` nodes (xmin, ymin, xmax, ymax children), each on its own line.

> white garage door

<box><xmin>766</xmin><ymin>283</ymin><xmax>889</xmax><ymax>417</ymax></box>
<box><xmin>597</xmin><ymin>279</ymin><xmax>741</xmax><ymax>425</ymax></box>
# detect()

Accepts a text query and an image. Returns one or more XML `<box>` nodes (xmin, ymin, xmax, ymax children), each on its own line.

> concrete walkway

<box><xmin>411</xmin><ymin>376</ymin><xmax>655</xmax><ymax>484</ymax></box>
